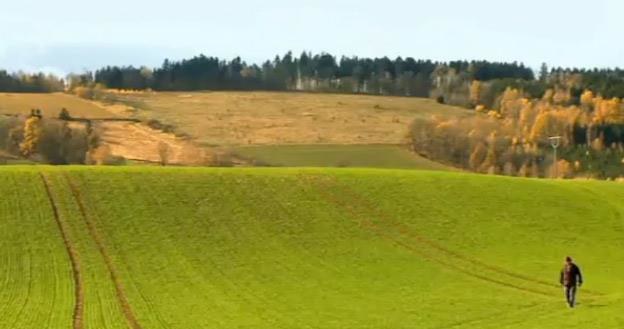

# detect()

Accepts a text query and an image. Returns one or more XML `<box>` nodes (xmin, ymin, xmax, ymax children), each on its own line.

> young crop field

<box><xmin>1</xmin><ymin>166</ymin><xmax>623</xmax><ymax>328</ymax></box>
<box><xmin>0</xmin><ymin>93</ymin><xmax>115</xmax><ymax>118</ymax></box>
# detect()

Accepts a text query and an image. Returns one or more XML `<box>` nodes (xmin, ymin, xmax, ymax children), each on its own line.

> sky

<box><xmin>0</xmin><ymin>0</ymin><xmax>622</xmax><ymax>75</ymax></box>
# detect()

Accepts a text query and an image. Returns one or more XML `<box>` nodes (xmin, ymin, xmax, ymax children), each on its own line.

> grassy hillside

<box><xmin>0</xmin><ymin>91</ymin><xmax>466</xmax><ymax>169</ymax></box>
<box><xmin>0</xmin><ymin>93</ymin><xmax>114</xmax><ymax>118</ymax></box>
<box><xmin>234</xmin><ymin>144</ymin><xmax>453</xmax><ymax>170</ymax></box>
<box><xmin>105</xmin><ymin>91</ymin><xmax>470</xmax><ymax>145</ymax></box>
<box><xmin>1</xmin><ymin>166</ymin><xmax>623</xmax><ymax>328</ymax></box>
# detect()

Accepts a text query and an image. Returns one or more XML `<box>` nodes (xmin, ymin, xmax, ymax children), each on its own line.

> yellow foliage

<box><xmin>469</xmin><ymin>80</ymin><xmax>482</xmax><ymax>105</ymax></box>
<box><xmin>594</xmin><ymin>97</ymin><xmax>623</xmax><ymax>124</ymax></box>
<box><xmin>530</xmin><ymin>111</ymin><xmax>551</xmax><ymax>142</ymax></box>
<box><xmin>19</xmin><ymin>116</ymin><xmax>41</xmax><ymax>157</ymax></box>
<box><xmin>580</xmin><ymin>90</ymin><xmax>594</xmax><ymax>108</ymax></box>
<box><xmin>487</xmin><ymin>110</ymin><xmax>501</xmax><ymax>119</ymax></box>
<box><xmin>550</xmin><ymin>159</ymin><xmax>574</xmax><ymax>178</ymax></box>
<box><xmin>73</xmin><ymin>86</ymin><xmax>93</xmax><ymax>99</ymax></box>
<box><xmin>475</xmin><ymin>104</ymin><xmax>486</xmax><ymax>112</ymax></box>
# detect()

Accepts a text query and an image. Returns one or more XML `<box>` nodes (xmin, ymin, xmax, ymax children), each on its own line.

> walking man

<box><xmin>560</xmin><ymin>256</ymin><xmax>583</xmax><ymax>308</ymax></box>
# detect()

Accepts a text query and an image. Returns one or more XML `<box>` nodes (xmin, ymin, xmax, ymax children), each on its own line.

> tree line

<box><xmin>4</xmin><ymin>51</ymin><xmax>624</xmax><ymax>105</ymax></box>
<box><xmin>71</xmin><ymin>53</ymin><xmax>624</xmax><ymax>113</ymax></box>
<box><xmin>0</xmin><ymin>71</ymin><xmax>64</xmax><ymax>93</ymax></box>
<box><xmin>78</xmin><ymin>52</ymin><xmax>534</xmax><ymax>97</ymax></box>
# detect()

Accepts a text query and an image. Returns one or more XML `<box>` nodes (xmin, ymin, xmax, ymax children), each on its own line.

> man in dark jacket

<box><xmin>560</xmin><ymin>256</ymin><xmax>583</xmax><ymax>307</ymax></box>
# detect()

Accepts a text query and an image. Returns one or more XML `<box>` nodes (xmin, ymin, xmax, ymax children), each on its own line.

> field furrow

<box><xmin>1</xmin><ymin>166</ymin><xmax>624</xmax><ymax>329</ymax></box>
<box><xmin>41</xmin><ymin>171</ymin><xmax>128</xmax><ymax>329</ymax></box>
<box><xmin>65</xmin><ymin>174</ymin><xmax>143</xmax><ymax>329</ymax></box>
<box><xmin>40</xmin><ymin>173</ymin><xmax>85</xmax><ymax>329</ymax></box>
<box><xmin>0</xmin><ymin>169</ymin><xmax>74</xmax><ymax>329</ymax></box>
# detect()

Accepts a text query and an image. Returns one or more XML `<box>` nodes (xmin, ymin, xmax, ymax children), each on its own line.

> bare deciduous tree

<box><xmin>158</xmin><ymin>141</ymin><xmax>170</xmax><ymax>166</ymax></box>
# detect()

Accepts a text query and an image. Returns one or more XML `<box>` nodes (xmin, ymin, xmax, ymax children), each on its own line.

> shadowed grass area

<box><xmin>234</xmin><ymin>144</ymin><xmax>454</xmax><ymax>170</ymax></box>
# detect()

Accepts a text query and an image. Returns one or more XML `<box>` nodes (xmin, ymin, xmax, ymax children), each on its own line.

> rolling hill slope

<box><xmin>104</xmin><ymin>91</ymin><xmax>470</xmax><ymax>145</ymax></box>
<box><xmin>1</xmin><ymin>167</ymin><xmax>623</xmax><ymax>328</ymax></box>
<box><xmin>0</xmin><ymin>93</ymin><xmax>114</xmax><ymax>118</ymax></box>
<box><xmin>0</xmin><ymin>91</ymin><xmax>465</xmax><ymax>169</ymax></box>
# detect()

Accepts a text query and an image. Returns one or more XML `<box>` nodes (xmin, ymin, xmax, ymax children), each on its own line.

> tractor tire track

<box><xmin>431</xmin><ymin>301</ymin><xmax>555</xmax><ymax>329</ymax></box>
<box><xmin>64</xmin><ymin>174</ymin><xmax>144</xmax><ymax>329</ymax></box>
<box><xmin>306</xmin><ymin>174</ymin><xmax>605</xmax><ymax>297</ymax></box>
<box><xmin>303</xmin><ymin>174</ymin><xmax>560</xmax><ymax>299</ymax></box>
<box><xmin>329</xmin><ymin>179</ymin><xmax>606</xmax><ymax>297</ymax></box>
<box><xmin>40</xmin><ymin>173</ymin><xmax>84</xmax><ymax>329</ymax></box>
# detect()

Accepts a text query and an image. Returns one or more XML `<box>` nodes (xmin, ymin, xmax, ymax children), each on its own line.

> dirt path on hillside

<box><xmin>97</xmin><ymin>122</ymin><xmax>211</xmax><ymax>165</ymax></box>
<box><xmin>81</xmin><ymin>99</ymin><xmax>216</xmax><ymax>165</ymax></box>
<box><xmin>39</xmin><ymin>173</ymin><xmax>85</xmax><ymax>329</ymax></box>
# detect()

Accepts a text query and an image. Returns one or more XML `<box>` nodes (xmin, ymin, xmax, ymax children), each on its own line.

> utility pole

<box><xmin>549</xmin><ymin>136</ymin><xmax>562</xmax><ymax>178</ymax></box>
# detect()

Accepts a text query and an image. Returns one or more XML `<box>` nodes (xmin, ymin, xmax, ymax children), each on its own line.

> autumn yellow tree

<box><xmin>594</xmin><ymin>97</ymin><xmax>623</xmax><ymax>124</ymax></box>
<box><xmin>498</xmin><ymin>87</ymin><xmax>523</xmax><ymax>119</ymax></box>
<box><xmin>469</xmin><ymin>80</ymin><xmax>482</xmax><ymax>106</ymax></box>
<box><xmin>529</xmin><ymin>111</ymin><xmax>551</xmax><ymax>143</ymax></box>
<box><xmin>20</xmin><ymin>116</ymin><xmax>41</xmax><ymax>157</ymax></box>
<box><xmin>580</xmin><ymin>90</ymin><xmax>594</xmax><ymax>110</ymax></box>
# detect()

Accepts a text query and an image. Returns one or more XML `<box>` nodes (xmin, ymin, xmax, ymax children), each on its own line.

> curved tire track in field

<box><xmin>64</xmin><ymin>174</ymin><xmax>144</xmax><ymax>329</ymax></box>
<box><xmin>303</xmin><ymin>174</ymin><xmax>564</xmax><ymax>299</ymax></box>
<box><xmin>40</xmin><ymin>173</ymin><xmax>84</xmax><ymax>329</ymax></box>
<box><xmin>326</xmin><ymin>179</ymin><xmax>605</xmax><ymax>297</ymax></box>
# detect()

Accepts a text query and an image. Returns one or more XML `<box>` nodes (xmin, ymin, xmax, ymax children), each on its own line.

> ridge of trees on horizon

<box><xmin>4</xmin><ymin>51</ymin><xmax>624</xmax><ymax>105</ymax></box>
<box><xmin>85</xmin><ymin>53</ymin><xmax>535</xmax><ymax>97</ymax></box>
<box><xmin>83</xmin><ymin>53</ymin><xmax>624</xmax><ymax>104</ymax></box>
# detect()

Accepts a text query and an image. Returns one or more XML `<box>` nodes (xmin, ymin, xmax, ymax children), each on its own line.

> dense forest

<box><xmin>85</xmin><ymin>53</ymin><xmax>535</xmax><ymax>98</ymax></box>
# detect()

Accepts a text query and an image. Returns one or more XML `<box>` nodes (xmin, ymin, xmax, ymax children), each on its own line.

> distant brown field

<box><xmin>0</xmin><ymin>93</ymin><xmax>115</xmax><ymax>118</ymax></box>
<box><xmin>0</xmin><ymin>91</ymin><xmax>469</xmax><ymax>169</ymax></box>
<box><xmin>106</xmin><ymin>91</ymin><xmax>471</xmax><ymax>146</ymax></box>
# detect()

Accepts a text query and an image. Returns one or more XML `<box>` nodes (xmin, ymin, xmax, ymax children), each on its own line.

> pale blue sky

<box><xmin>1</xmin><ymin>0</ymin><xmax>621</xmax><ymax>75</ymax></box>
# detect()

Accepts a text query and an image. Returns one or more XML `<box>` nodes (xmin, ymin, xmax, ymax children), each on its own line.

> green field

<box><xmin>1</xmin><ymin>166</ymin><xmax>623</xmax><ymax>328</ymax></box>
<box><xmin>234</xmin><ymin>144</ymin><xmax>453</xmax><ymax>170</ymax></box>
